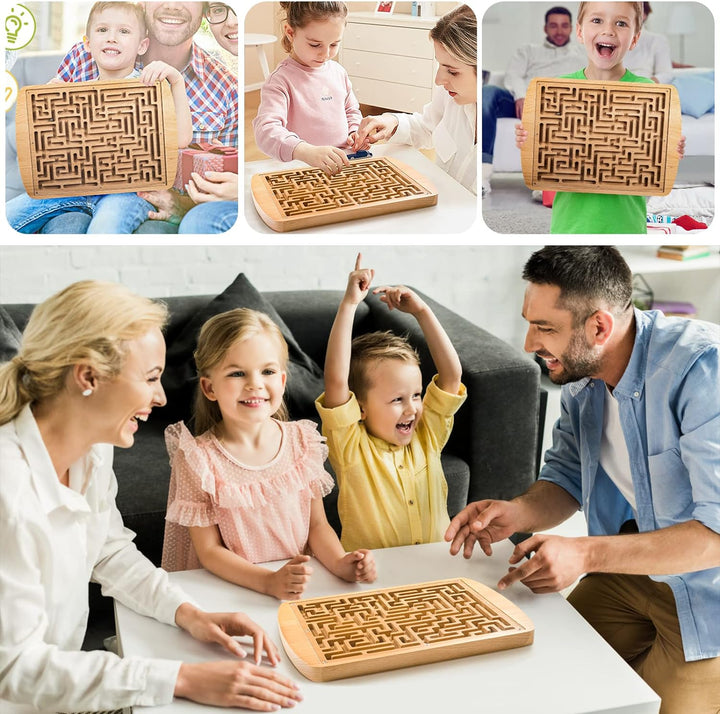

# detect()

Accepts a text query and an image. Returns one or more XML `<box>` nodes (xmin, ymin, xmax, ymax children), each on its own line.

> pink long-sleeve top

<box><xmin>252</xmin><ymin>57</ymin><xmax>362</xmax><ymax>162</ymax></box>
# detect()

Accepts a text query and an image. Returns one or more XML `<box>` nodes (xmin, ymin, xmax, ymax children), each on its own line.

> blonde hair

<box><xmin>85</xmin><ymin>1</ymin><xmax>147</xmax><ymax>37</ymax></box>
<box><xmin>349</xmin><ymin>331</ymin><xmax>420</xmax><ymax>401</ymax></box>
<box><xmin>279</xmin><ymin>2</ymin><xmax>348</xmax><ymax>53</ymax></box>
<box><xmin>577</xmin><ymin>2</ymin><xmax>644</xmax><ymax>33</ymax></box>
<box><xmin>0</xmin><ymin>281</ymin><xmax>168</xmax><ymax>426</ymax></box>
<box><xmin>430</xmin><ymin>4</ymin><xmax>477</xmax><ymax>73</ymax></box>
<box><xmin>192</xmin><ymin>308</ymin><xmax>290</xmax><ymax>435</ymax></box>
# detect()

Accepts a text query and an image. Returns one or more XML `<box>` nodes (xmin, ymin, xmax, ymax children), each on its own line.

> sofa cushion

<box><xmin>0</xmin><ymin>306</ymin><xmax>22</xmax><ymax>361</ymax></box>
<box><xmin>163</xmin><ymin>273</ymin><xmax>324</xmax><ymax>423</ymax></box>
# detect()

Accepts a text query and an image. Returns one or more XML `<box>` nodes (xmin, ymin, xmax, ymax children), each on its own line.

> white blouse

<box><xmin>388</xmin><ymin>85</ymin><xmax>477</xmax><ymax>195</ymax></box>
<box><xmin>0</xmin><ymin>405</ymin><xmax>190</xmax><ymax>714</ymax></box>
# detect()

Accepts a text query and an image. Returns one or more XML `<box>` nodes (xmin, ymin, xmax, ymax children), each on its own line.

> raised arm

<box><xmin>373</xmin><ymin>286</ymin><xmax>462</xmax><ymax>394</ymax></box>
<box><xmin>323</xmin><ymin>253</ymin><xmax>375</xmax><ymax>408</ymax></box>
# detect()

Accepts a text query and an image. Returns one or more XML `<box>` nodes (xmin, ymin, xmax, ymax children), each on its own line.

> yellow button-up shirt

<box><xmin>315</xmin><ymin>376</ymin><xmax>467</xmax><ymax>551</ymax></box>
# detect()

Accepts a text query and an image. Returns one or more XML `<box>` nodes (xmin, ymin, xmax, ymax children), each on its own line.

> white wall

<box><xmin>482</xmin><ymin>1</ymin><xmax>715</xmax><ymax>72</ymax></box>
<box><xmin>0</xmin><ymin>245</ymin><xmax>538</xmax><ymax>353</ymax></box>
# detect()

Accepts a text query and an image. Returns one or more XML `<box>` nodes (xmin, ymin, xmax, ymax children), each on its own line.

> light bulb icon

<box><xmin>3</xmin><ymin>5</ymin><xmax>35</xmax><ymax>50</ymax></box>
<box><xmin>5</xmin><ymin>15</ymin><xmax>21</xmax><ymax>45</ymax></box>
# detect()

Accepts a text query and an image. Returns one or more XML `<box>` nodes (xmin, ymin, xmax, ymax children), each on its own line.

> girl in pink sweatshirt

<box><xmin>252</xmin><ymin>2</ymin><xmax>361</xmax><ymax>175</ymax></box>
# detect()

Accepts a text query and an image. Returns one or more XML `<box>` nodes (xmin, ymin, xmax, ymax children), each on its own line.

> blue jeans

<box><xmin>482</xmin><ymin>85</ymin><xmax>517</xmax><ymax>164</ymax></box>
<box><xmin>6</xmin><ymin>192</ymin><xmax>154</xmax><ymax>234</ymax></box>
<box><xmin>178</xmin><ymin>201</ymin><xmax>238</xmax><ymax>234</ymax></box>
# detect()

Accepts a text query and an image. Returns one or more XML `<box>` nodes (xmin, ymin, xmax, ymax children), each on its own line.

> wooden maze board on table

<box><xmin>521</xmin><ymin>78</ymin><xmax>681</xmax><ymax>196</ymax></box>
<box><xmin>15</xmin><ymin>80</ymin><xmax>178</xmax><ymax>198</ymax></box>
<box><xmin>277</xmin><ymin>578</ymin><xmax>534</xmax><ymax>681</ymax></box>
<box><xmin>251</xmin><ymin>157</ymin><xmax>437</xmax><ymax>232</ymax></box>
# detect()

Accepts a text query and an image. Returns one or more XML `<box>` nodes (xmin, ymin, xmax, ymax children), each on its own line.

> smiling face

<box><xmin>86</xmin><ymin>6</ymin><xmax>149</xmax><ymax>76</ymax></box>
<box><xmin>207</xmin><ymin>3</ymin><xmax>238</xmax><ymax>56</ymax></box>
<box><xmin>358</xmin><ymin>359</ymin><xmax>424</xmax><ymax>447</ymax></box>
<box><xmin>544</xmin><ymin>11</ymin><xmax>572</xmax><ymax>47</ymax></box>
<box><xmin>433</xmin><ymin>40</ymin><xmax>477</xmax><ymax>105</ymax></box>
<box><xmin>143</xmin><ymin>1</ymin><xmax>204</xmax><ymax>47</ymax></box>
<box><xmin>577</xmin><ymin>2</ymin><xmax>640</xmax><ymax>78</ymax></box>
<box><xmin>285</xmin><ymin>16</ymin><xmax>345</xmax><ymax>67</ymax></box>
<box><xmin>523</xmin><ymin>283</ymin><xmax>603</xmax><ymax>385</ymax></box>
<box><xmin>89</xmin><ymin>327</ymin><xmax>167</xmax><ymax>448</ymax></box>
<box><xmin>199</xmin><ymin>332</ymin><xmax>287</xmax><ymax>430</ymax></box>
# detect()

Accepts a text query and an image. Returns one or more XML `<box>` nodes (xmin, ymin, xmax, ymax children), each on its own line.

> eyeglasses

<box><xmin>205</xmin><ymin>4</ymin><xmax>236</xmax><ymax>24</ymax></box>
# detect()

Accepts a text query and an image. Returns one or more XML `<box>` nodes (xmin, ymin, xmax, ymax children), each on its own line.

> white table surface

<box><xmin>243</xmin><ymin>145</ymin><xmax>478</xmax><ymax>237</ymax></box>
<box><xmin>115</xmin><ymin>542</ymin><xmax>659</xmax><ymax>714</ymax></box>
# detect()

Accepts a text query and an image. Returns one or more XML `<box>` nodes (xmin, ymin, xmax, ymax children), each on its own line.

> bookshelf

<box><xmin>620</xmin><ymin>246</ymin><xmax>720</xmax><ymax>324</ymax></box>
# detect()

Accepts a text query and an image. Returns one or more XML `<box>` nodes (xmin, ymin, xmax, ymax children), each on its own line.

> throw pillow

<box><xmin>671</xmin><ymin>74</ymin><xmax>714</xmax><ymax>118</ymax></box>
<box><xmin>0</xmin><ymin>306</ymin><xmax>22</xmax><ymax>362</ymax></box>
<box><xmin>163</xmin><ymin>273</ymin><xmax>324</xmax><ymax>425</ymax></box>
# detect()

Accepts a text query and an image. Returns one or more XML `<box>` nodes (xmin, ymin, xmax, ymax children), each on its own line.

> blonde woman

<box><xmin>354</xmin><ymin>5</ymin><xmax>477</xmax><ymax>194</ymax></box>
<box><xmin>0</xmin><ymin>281</ymin><xmax>301</xmax><ymax>713</ymax></box>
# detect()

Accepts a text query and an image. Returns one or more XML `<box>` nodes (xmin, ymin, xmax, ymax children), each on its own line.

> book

<box><xmin>656</xmin><ymin>245</ymin><xmax>712</xmax><ymax>261</ymax></box>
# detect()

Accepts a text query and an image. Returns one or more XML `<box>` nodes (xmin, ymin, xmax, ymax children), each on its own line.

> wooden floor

<box><xmin>244</xmin><ymin>90</ymin><xmax>435</xmax><ymax>163</ymax></box>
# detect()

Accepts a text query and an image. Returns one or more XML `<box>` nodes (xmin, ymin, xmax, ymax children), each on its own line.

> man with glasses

<box><xmin>447</xmin><ymin>246</ymin><xmax>720</xmax><ymax>714</ymax></box>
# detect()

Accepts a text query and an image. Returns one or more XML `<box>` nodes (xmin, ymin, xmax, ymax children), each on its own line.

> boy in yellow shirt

<box><xmin>315</xmin><ymin>254</ymin><xmax>467</xmax><ymax>550</ymax></box>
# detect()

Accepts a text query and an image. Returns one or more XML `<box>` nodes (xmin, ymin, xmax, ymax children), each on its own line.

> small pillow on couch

<box><xmin>672</xmin><ymin>73</ymin><xmax>714</xmax><ymax>118</ymax></box>
<box><xmin>163</xmin><ymin>273</ymin><xmax>324</xmax><ymax>424</ymax></box>
<box><xmin>0</xmin><ymin>306</ymin><xmax>22</xmax><ymax>361</ymax></box>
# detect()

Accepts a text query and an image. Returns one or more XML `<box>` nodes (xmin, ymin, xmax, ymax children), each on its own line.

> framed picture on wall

<box><xmin>375</xmin><ymin>1</ymin><xmax>395</xmax><ymax>13</ymax></box>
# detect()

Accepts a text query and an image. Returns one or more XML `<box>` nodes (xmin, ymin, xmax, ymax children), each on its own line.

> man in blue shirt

<box><xmin>446</xmin><ymin>246</ymin><xmax>719</xmax><ymax>713</ymax></box>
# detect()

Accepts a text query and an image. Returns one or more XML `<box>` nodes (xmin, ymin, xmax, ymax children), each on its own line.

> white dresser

<box><xmin>340</xmin><ymin>12</ymin><xmax>438</xmax><ymax>113</ymax></box>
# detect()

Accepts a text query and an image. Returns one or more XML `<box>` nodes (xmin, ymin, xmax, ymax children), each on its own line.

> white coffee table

<box><xmin>114</xmin><ymin>541</ymin><xmax>660</xmax><ymax>713</ymax></box>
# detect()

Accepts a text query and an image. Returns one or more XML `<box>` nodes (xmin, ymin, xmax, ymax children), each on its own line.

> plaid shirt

<box><xmin>57</xmin><ymin>41</ymin><xmax>238</xmax><ymax>146</ymax></box>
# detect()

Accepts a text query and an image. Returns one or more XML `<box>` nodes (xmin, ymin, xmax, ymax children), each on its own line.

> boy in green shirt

<box><xmin>516</xmin><ymin>1</ymin><xmax>685</xmax><ymax>234</ymax></box>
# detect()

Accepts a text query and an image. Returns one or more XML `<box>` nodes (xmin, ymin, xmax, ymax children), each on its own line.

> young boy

<box><xmin>515</xmin><ymin>1</ymin><xmax>685</xmax><ymax>234</ymax></box>
<box><xmin>7</xmin><ymin>2</ymin><xmax>192</xmax><ymax>234</ymax></box>
<box><xmin>316</xmin><ymin>254</ymin><xmax>467</xmax><ymax>551</ymax></box>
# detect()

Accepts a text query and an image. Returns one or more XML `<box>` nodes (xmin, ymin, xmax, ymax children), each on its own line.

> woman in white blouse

<box><xmin>0</xmin><ymin>281</ymin><xmax>302</xmax><ymax>713</ymax></box>
<box><xmin>353</xmin><ymin>5</ymin><xmax>477</xmax><ymax>195</ymax></box>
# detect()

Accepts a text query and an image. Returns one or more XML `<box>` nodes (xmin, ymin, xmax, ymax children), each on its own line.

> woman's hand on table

<box><xmin>175</xmin><ymin>660</ymin><xmax>302</xmax><ymax>711</ymax></box>
<box><xmin>186</xmin><ymin>171</ymin><xmax>238</xmax><ymax>203</ymax></box>
<box><xmin>175</xmin><ymin>603</ymin><xmax>280</xmax><ymax>664</ymax></box>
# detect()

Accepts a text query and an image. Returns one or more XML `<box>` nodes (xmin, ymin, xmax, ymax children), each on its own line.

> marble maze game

<box><xmin>251</xmin><ymin>157</ymin><xmax>437</xmax><ymax>231</ymax></box>
<box><xmin>521</xmin><ymin>78</ymin><xmax>681</xmax><ymax>195</ymax></box>
<box><xmin>16</xmin><ymin>80</ymin><xmax>177</xmax><ymax>198</ymax></box>
<box><xmin>277</xmin><ymin>578</ymin><xmax>534</xmax><ymax>681</ymax></box>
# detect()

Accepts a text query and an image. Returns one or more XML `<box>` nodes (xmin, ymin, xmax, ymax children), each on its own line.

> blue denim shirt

<box><xmin>539</xmin><ymin>309</ymin><xmax>720</xmax><ymax>662</ymax></box>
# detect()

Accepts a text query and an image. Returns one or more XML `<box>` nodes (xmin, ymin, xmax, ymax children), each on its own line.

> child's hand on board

<box><xmin>294</xmin><ymin>143</ymin><xmax>349</xmax><ymax>175</ymax></box>
<box><xmin>140</xmin><ymin>60</ymin><xmax>183</xmax><ymax>87</ymax></box>
<box><xmin>267</xmin><ymin>554</ymin><xmax>313</xmax><ymax>601</ymax></box>
<box><xmin>677</xmin><ymin>135</ymin><xmax>686</xmax><ymax>160</ymax></box>
<box><xmin>515</xmin><ymin>122</ymin><xmax>528</xmax><ymax>149</ymax></box>
<box><xmin>373</xmin><ymin>285</ymin><xmax>427</xmax><ymax>317</ymax></box>
<box><xmin>338</xmin><ymin>550</ymin><xmax>377</xmax><ymax>583</ymax></box>
<box><xmin>344</xmin><ymin>253</ymin><xmax>375</xmax><ymax>306</ymax></box>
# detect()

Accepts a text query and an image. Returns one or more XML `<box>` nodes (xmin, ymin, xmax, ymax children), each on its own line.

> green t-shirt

<box><xmin>550</xmin><ymin>69</ymin><xmax>653</xmax><ymax>234</ymax></box>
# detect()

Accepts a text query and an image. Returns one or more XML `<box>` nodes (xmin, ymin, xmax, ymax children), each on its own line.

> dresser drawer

<box><xmin>350</xmin><ymin>76</ymin><xmax>432</xmax><ymax>113</ymax></box>
<box><xmin>343</xmin><ymin>49</ymin><xmax>434</xmax><ymax>88</ymax></box>
<box><xmin>344</xmin><ymin>22</ymin><xmax>434</xmax><ymax>59</ymax></box>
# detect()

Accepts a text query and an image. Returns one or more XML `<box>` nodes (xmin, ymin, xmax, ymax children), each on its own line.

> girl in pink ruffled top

<box><xmin>162</xmin><ymin>308</ymin><xmax>376</xmax><ymax>600</ymax></box>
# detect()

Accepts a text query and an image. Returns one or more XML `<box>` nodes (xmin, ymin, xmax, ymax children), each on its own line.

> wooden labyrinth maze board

<box><xmin>15</xmin><ymin>80</ymin><xmax>178</xmax><ymax>198</ymax></box>
<box><xmin>251</xmin><ymin>157</ymin><xmax>437</xmax><ymax>231</ymax></box>
<box><xmin>277</xmin><ymin>578</ymin><xmax>534</xmax><ymax>681</ymax></box>
<box><xmin>521</xmin><ymin>78</ymin><xmax>681</xmax><ymax>195</ymax></box>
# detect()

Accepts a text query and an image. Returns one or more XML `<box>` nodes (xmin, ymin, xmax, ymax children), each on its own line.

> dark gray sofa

<box><xmin>2</xmin><ymin>280</ymin><xmax>545</xmax><ymax>647</ymax></box>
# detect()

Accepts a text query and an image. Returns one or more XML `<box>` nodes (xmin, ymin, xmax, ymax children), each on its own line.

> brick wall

<box><xmin>0</xmin><ymin>245</ymin><xmax>535</xmax><ymax>351</ymax></box>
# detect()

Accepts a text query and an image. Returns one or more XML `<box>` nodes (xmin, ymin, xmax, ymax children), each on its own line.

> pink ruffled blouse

<box><xmin>161</xmin><ymin>420</ymin><xmax>334</xmax><ymax>572</ymax></box>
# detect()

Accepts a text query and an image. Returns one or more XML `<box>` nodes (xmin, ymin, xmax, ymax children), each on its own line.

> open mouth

<box><xmin>396</xmin><ymin>420</ymin><xmax>415</xmax><ymax>435</ymax></box>
<box><xmin>240</xmin><ymin>398</ymin><xmax>267</xmax><ymax>407</ymax></box>
<box><xmin>102</xmin><ymin>48</ymin><xmax>120</xmax><ymax>55</ymax></box>
<box><xmin>596</xmin><ymin>42</ymin><xmax>616</xmax><ymax>58</ymax></box>
<box><xmin>158</xmin><ymin>15</ymin><xmax>188</xmax><ymax>28</ymax></box>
